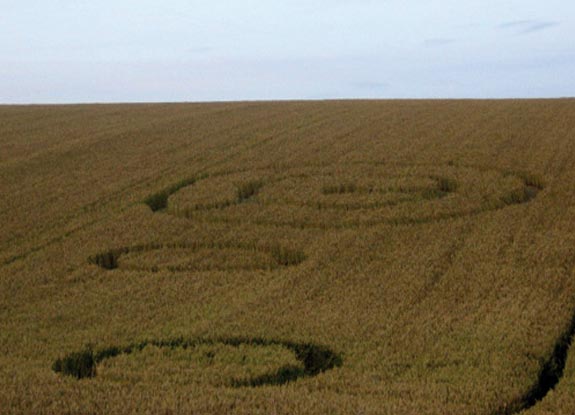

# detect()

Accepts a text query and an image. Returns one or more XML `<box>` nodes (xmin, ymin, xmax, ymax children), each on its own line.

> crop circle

<box><xmin>89</xmin><ymin>242</ymin><xmax>306</xmax><ymax>272</ymax></box>
<box><xmin>158</xmin><ymin>163</ymin><xmax>542</xmax><ymax>228</ymax></box>
<box><xmin>52</xmin><ymin>337</ymin><xmax>342</xmax><ymax>387</ymax></box>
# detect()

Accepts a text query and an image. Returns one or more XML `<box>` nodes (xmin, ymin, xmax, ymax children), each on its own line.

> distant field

<box><xmin>1</xmin><ymin>100</ymin><xmax>575</xmax><ymax>414</ymax></box>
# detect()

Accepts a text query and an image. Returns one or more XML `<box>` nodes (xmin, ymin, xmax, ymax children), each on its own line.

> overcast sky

<box><xmin>1</xmin><ymin>0</ymin><xmax>574</xmax><ymax>103</ymax></box>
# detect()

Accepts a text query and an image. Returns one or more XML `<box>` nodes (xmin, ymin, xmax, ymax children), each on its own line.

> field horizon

<box><xmin>2</xmin><ymin>97</ymin><xmax>575</xmax><ymax>107</ymax></box>
<box><xmin>1</xmin><ymin>99</ymin><xmax>575</xmax><ymax>414</ymax></box>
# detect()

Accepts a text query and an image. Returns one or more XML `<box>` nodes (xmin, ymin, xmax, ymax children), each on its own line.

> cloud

<box><xmin>499</xmin><ymin>20</ymin><xmax>559</xmax><ymax>34</ymax></box>
<box><xmin>424</xmin><ymin>38</ymin><xmax>455</xmax><ymax>47</ymax></box>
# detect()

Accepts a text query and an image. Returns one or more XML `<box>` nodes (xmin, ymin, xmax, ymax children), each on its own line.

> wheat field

<box><xmin>1</xmin><ymin>100</ymin><xmax>575</xmax><ymax>414</ymax></box>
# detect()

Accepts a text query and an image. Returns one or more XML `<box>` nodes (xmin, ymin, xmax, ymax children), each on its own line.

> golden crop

<box><xmin>1</xmin><ymin>99</ymin><xmax>575</xmax><ymax>414</ymax></box>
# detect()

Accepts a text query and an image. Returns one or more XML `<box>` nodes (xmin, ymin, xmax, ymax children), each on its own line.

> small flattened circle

<box><xmin>88</xmin><ymin>242</ymin><xmax>306</xmax><ymax>272</ymax></box>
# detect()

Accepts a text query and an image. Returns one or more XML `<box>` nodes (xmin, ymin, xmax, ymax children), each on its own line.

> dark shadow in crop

<box><xmin>52</xmin><ymin>337</ymin><xmax>342</xmax><ymax>387</ymax></box>
<box><xmin>144</xmin><ymin>176</ymin><xmax>205</xmax><ymax>212</ymax></box>
<box><xmin>52</xmin><ymin>347</ymin><xmax>96</xmax><ymax>379</ymax></box>
<box><xmin>236</xmin><ymin>180</ymin><xmax>263</xmax><ymax>202</ymax></box>
<box><xmin>494</xmin><ymin>310</ymin><xmax>575</xmax><ymax>415</ymax></box>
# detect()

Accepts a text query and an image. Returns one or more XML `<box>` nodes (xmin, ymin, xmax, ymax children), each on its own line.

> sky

<box><xmin>1</xmin><ymin>0</ymin><xmax>574</xmax><ymax>103</ymax></box>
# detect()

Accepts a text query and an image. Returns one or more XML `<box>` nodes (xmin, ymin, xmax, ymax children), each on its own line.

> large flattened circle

<box><xmin>52</xmin><ymin>337</ymin><xmax>342</xmax><ymax>387</ymax></box>
<box><xmin>164</xmin><ymin>163</ymin><xmax>541</xmax><ymax>228</ymax></box>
